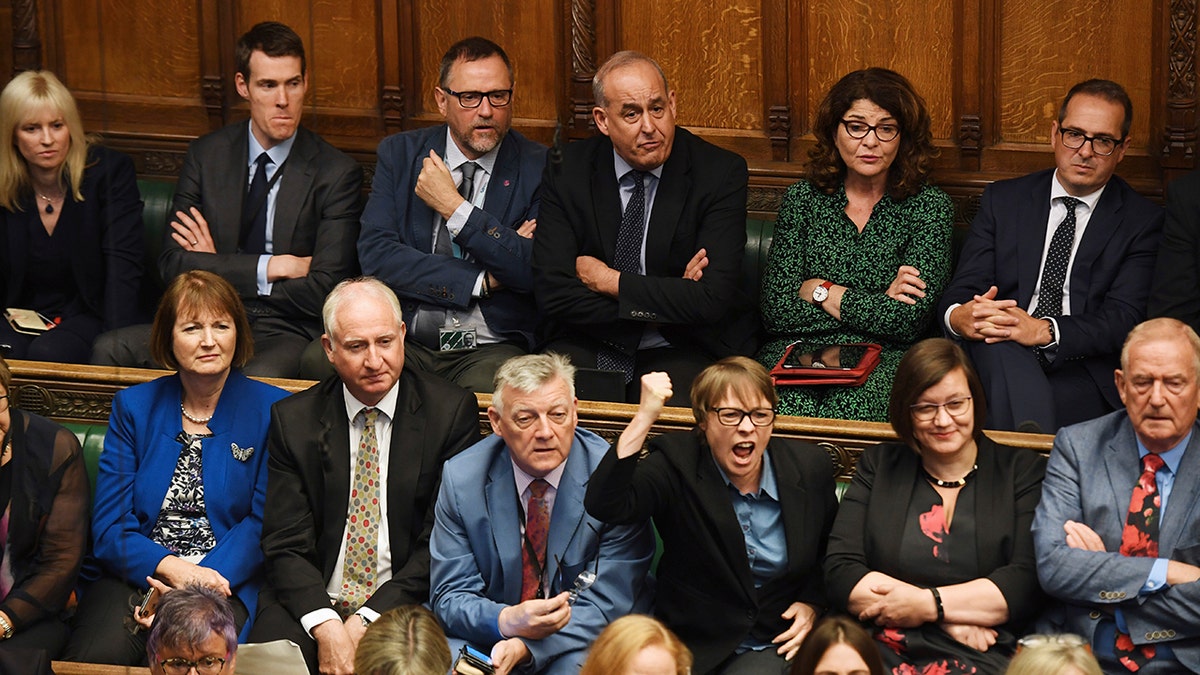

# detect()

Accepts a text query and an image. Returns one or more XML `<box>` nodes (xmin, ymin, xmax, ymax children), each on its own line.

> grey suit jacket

<box><xmin>1034</xmin><ymin>411</ymin><xmax>1200</xmax><ymax>670</ymax></box>
<box><xmin>159</xmin><ymin>122</ymin><xmax>362</xmax><ymax>324</ymax></box>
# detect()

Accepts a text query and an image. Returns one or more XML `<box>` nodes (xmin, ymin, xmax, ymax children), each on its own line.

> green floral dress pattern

<box><xmin>757</xmin><ymin>180</ymin><xmax>954</xmax><ymax>421</ymax></box>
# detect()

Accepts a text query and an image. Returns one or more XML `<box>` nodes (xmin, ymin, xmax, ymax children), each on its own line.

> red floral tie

<box><xmin>521</xmin><ymin>479</ymin><xmax>550</xmax><ymax>601</ymax></box>
<box><xmin>1115</xmin><ymin>453</ymin><xmax>1165</xmax><ymax>670</ymax></box>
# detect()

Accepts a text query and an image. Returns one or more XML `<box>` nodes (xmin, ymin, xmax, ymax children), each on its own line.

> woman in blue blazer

<box><xmin>63</xmin><ymin>271</ymin><xmax>288</xmax><ymax>666</ymax></box>
<box><xmin>0</xmin><ymin>70</ymin><xmax>143</xmax><ymax>363</ymax></box>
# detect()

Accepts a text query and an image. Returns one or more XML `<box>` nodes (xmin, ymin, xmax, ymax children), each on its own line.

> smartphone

<box><xmin>781</xmin><ymin>343</ymin><xmax>868</xmax><ymax>370</ymax></box>
<box><xmin>454</xmin><ymin>644</ymin><xmax>495</xmax><ymax>675</ymax></box>
<box><xmin>137</xmin><ymin>587</ymin><xmax>160</xmax><ymax>619</ymax></box>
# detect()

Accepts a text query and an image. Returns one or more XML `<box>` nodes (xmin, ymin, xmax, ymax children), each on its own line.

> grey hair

<box><xmin>322</xmin><ymin>277</ymin><xmax>404</xmax><ymax>345</ymax></box>
<box><xmin>146</xmin><ymin>584</ymin><xmax>237</xmax><ymax>663</ymax></box>
<box><xmin>592</xmin><ymin>51</ymin><xmax>669</xmax><ymax>108</ymax></box>
<box><xmin>491</xmin><ymin>353</ymin><xmax>577</xmax><ymax>414</ymax></box>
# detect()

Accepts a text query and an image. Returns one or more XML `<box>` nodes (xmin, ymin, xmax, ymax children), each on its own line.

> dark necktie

<box><xmin>1115</xmin><ymin>453</ymin><xmax>1166</xmax><ymax>670</ymax></box>
<box><xmin>240</xmin><ymin>152</ymin><xmax>272</xmax><ymax>254</ymax></box>
<box><xmin>597</xmin><ymin>170</ymin><xmax>646</xmax><ymax>382</ymax></box>
<box><xmin>436</xmin><ymin>161</ymin><xmax>479</xmax><ymax>258</ymax></box>
<box><xmin>1032</xmin><ymin>196</ymin><xmax>1081</xmax><ymax>318</ymax></box>
<box><xmin>521</xmin><ymin>478</ymin><xmax>551</xmax><ymax>601</ymax></box>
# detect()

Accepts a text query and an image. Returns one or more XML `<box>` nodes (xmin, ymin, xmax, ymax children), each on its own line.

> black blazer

<box><xmin>1150</xmin><ymin>167</ymin><xmax>1200</xmax><ymax>331</ymax></box>
<box><xmin>824</xmin><ymin>438</ymin><xmax>1047</xmax><ymax>634</ymax></box>
<box><xmin>938</xmin><ymin>169</ymin><xmax>1162</xmax><ymax>405</ymax></box>
<box><xmin>585</xmin><ymin>430</ymin><xmax>838</xmax><ymax>675</ymax></box>
<box><xmin>0</xmin><ymin>145</ymin><xmax>144</xmax><ymax>331</ymax></box>
<box><xmin>258</xmin><ymin>367</ymin><xmax>480</xmax><ymax>620</ymax></box>
<box><xmin>532</xmin><ymin>127</ymin><xmax>756</xmax><ymax>358</ymax></box>
<box><xmin>159</xmin><ymin>122</ymin><xmax>363</xmax><ymax>325</ymax></box>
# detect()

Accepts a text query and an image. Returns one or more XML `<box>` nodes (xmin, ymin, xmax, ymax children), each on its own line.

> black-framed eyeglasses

<box><xmin>840</xmin><ymin>119</ymin><xmax>900</xmax><ymax>142</ymax></box>
<box><xmin>1058</xmin><ymin>128</ymin><xmax>1123</xmax><ymax>156</ymax></box>
<box><xmin>910</xmin><ymin>397</ymin><xmax>972</xmax><ymax>421</ymax></box>
<box><xmin>440</xmin><ymin>87</ymin><xmax>513</xmax><ymax>109</ymax></box>
<box><xmin>0</xmin><ymin>395</ymin><xmax>8</xmax><ymax>413</ymax></box>
<box><xmin>711</xmin><ymin>407</ymin><xmax>776</xmax><ymax>427</ymax></box>
<box><xmin>158</xmin><ymin>655</ymin><xmax>226</xmax><ymax>675</ymax></box>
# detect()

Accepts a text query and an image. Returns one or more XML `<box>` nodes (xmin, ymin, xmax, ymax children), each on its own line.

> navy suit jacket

<box><xmin>259</xmin><ymin>369</ymin><xmax>479</xmax><ymax>622</ymax></box>
<box><xmin>1150</xmin><ymin>168</ymin><xmax>1200</xmax><ymax>332</ymax></box>
<box><xmin>358</xmin><ymin>126</ymin><xmax>546</xmax><ymax>349</ymax></box>
<box><xmin>159</xmin><ymin>122</ymin><xmax>363</xmax><ymax>325</ymax></box>
<box><xmin>532</xmin><ymin>127</ymin><xmax>754</xmax><ymax>358</ymax></box>
<box><xmin>585</xmin><ymin>431</ymin><xmax>837</xmax><ymax>675</ymax></box>
<box><xmin>431</xmin><ymin>429</ymin><xmax>654</xmax><ymax>675</ymax></box>
<box><xmin>0</xmin><ymin>145</ymin><xmax>144</xmax><ymax>330</ymax></box>
<box><xmin>90</xmin><ymin>371</ymin><xmax>288</xmax><ymax>640</ymax></box>
<box><xmin>1034</xmin><ymin>412</ymin><xmax>1200</xmax><ymax>671</ymax></box>
<box><xmin>938</xmin><ymin>169</ymin><xmax>1163</xmax><ymax>403</ymax></box>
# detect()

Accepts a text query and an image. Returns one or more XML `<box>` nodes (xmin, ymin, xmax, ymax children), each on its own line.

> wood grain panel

<box><xmin>617</xmin><ymin>0</ymin><xmax>764</xmax><ymax>131</ymax></box>
<box><xmin>412</xmin><ymin>0</ymin><xmax>561</xmax><ymax>126</ymax></box>
<box><xmin>998</xmin><ymin>0</ymin><xmax>1154</xmax><ymax>147</ymax></box>
<box><xmin>804</xmin><ymin>0</ymin><xmax>956</xmax><ymax>140</ymax></box>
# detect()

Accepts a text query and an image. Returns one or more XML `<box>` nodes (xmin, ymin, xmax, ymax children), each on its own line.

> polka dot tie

<box><xmin>1032</xmin><ymin>196</ymin><xmax>1081</xmax><ymax>319</ymax></box>
<box><xmin>337</xmin><ymin>407</ymin><xmax>380</xmax><ymax>617</ymax></box>
<box><xmin>597</xmin><ymin>170</ymin><xmax>646</xmax><ymax>383</ymax></box>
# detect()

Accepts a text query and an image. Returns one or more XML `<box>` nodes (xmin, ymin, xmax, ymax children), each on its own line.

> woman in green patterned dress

<box><xmin>758</xmin><ymin>68</ymin><xmax>954</xmax><ymax>421</ymax></box>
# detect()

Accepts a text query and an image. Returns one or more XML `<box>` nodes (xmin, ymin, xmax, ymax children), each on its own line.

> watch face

<box><xmin>813</xmin><ymin>285</ymin><xmax>830</xmax><ymax>303</ymax></box>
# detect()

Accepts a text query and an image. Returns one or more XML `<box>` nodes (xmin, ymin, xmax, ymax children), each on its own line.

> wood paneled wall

<box><xmin>4</xmin><ymin>0</ymin><xmax>1197</xmax><ymax>213</ymax></box>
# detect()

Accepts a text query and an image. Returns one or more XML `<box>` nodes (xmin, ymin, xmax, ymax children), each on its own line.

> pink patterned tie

<box><xmin>337</xmin><ymin>408</ymin><xmax>380</xmax><ymax>617</ymax></box>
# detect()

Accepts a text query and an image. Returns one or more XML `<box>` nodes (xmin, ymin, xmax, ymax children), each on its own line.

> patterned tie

<box><xmin>1115</xmin><ymin>453</ymin><xmax>1166</xmax><ymax>670</ymax></box>
<box><xmin>240</xmin><ymin>152</ymin><xmax>272</xmax><ymax>254</ymax></box>
<box><xmin>337</xmin><ymin>408</ymin><xmax>381</xmax><ymax>618</ymax></box>
<box><xmin>436</xmin><ymin>161</ymin><xmax>479</xmax><ymax>259</ymax></box>
<box><xmin>597</xmin><ymin>170</ymin><xmax>646</xmax><ymax>382</ymax></box>
<box><xmin>1032</xmin><ymin>196</ymin><xmax>1081</xmax><ymax>319</ymax></box>
<box><xmin>521</xmin><ymin>478</ymin><xmax>551</xmax><ymax>601</ymax></box>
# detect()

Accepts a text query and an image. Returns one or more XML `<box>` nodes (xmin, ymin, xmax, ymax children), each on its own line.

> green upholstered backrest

<box><xmin>62</xmin><ymin>422</ymin><xmax>106</xmax><ymax>499</ymax></box>
<box><xmin>136</xmin><ymin>179</ymin><xmax>176</xmax><ymax>314</ymax></box>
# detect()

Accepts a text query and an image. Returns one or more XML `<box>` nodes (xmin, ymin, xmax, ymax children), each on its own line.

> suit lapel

<box><xmin>319</xmin><ymin>385</ymin><xmax>352</xmax><ymax>580</ymax></box>
<box><xmin>1017</xmin><ymin>173</ymin><xmax>1054</xmax><ymax>307</ymax></box>
<box><xmin>591</xmin><ymin>145</ymin><xmax>623</xmax><ymax>260</ymax></box>
<box><xmin>482</xmin><ymin>134</ymin><xmax>518</xmax><ymax>223</ymax></box>
<box><xmin>1160</xmin><ymin>424</ymin><xmax>1200</xmax><ymax>552</ymax></box>
<box><xmin>215</xmin><ymin>125</ymin><xmax>251</xmax><ymax>253</ymax></box>
<box><xmin>385</xmin><ymin>377</ymin><xmax>426</xmax><ymax>561</ymax></box>
<box><xmin>1102</xmin><ymin>421</ymin><xmax>1140</xmax><ymax>546</ymax></box>
<box><xmin>874</xmin><ymin>448</ymin><xmax>920</xmax><ymax>565</ymax></box>
<box><xmin>689</xmin><ymin>443</ymin><xmax>757</xmax><ymax>601</ymax></box>
<box><xmin>545</xmin><ymin>440</ymin><xmax>590</xmax><ymax>594</ymax></box>
<box><xmin>272</xmin><ymin>128</ymin><xmax>318</xmax><ymax>253</ymax></box>
<box><xmin>485</xmin><ymin>448</ymin><xmax>524</xmax><ymax>599</ymax></box>
<box><xmin>1068</xmin><ymin>182</ymin><xmax>1125</xmax><ymax>313</ymax></box>
<box><xmin>644</xmin><ymin>137</ymin><xmax>689</xmax><ymax>275</ymax></box>
<box><xmin>409</xmin><ymin>131</ymin><xmax>445</xmax><ymax>253</ymax></box>
<box><xmin>773</xmin><ymin>447</ymin><xmax>810</xmax><ymax>577</ymax></box>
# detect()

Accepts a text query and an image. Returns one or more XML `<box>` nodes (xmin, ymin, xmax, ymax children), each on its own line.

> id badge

<box><xmin>438</xmin><ymin>326</ymin><xmax>478</xmax><ymax>351</ymax></box>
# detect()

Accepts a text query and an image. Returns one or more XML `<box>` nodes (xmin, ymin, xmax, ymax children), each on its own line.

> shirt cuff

<box><xmin>356</xmin><ymin>607</ymin><xmax>381</xmax><ymax>624</ymax></box>
<box><xmin>472</xmin><ymin>272</ymin><xmax>486</xmax><ymax>299</ymax></box>
<box><xmin>300</xmin><ymin>608</ymin><xmax>341</xmax><ymax>638</ymax></box>
<box><xmin>1143</xmin><ymin>558</ymin><xmax>1170</xmax><ymax>594</ymax></box>
<box><xmin>256</xmin><ymin>255</ymin><xmax>273</xmax><ymax>296</ymax></box>
<box><xmin>446</xmin><ymin>200</ymin><xmax>474</xmax><ymax>237</ymax></box>
<box><xmin>944</xmin><ymin>303</ymin><xmax>962</xmax><ymax>337</ymax></box>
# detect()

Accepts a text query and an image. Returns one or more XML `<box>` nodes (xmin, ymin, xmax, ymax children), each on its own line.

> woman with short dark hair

<box><xmin>64</xmin><ymin>271</ymin><xmax>287</xmax><ymax>666</ymax></box>
<box><xmin>824</xmin><ymin>338</ymin><xmax>1046</xmax><ymax>674</ymax></box>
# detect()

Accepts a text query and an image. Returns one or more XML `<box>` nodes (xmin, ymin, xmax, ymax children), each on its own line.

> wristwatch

<box><xmin>0</xmin><ymin>614</ymin><xmax>12</xmax><ymax>640</ymax></box>
<box><xmin>811</xmin><ymin>280</ymin><xmax>834</xmax><ymax>304</ymax></box>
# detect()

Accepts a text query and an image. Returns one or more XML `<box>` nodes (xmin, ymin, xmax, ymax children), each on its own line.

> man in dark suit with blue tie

<box><xmin>938</xmin><ymin>79</ymin><xmax>1163</xmax><ymax>433</ymax></box>
<box><xmin>1034</xmin><ymin>317</ymin><xmax>1200</xmax><ymax>673</ymax></box>
<box><xmin>531</xmin><ymin>51</ymin><xmax>752</xmax><ymax>406</ymax></box>
<box><xmin>358</xmin><ymin>37</ymin><xmax>546</xmax><ymax>393</ymax></box>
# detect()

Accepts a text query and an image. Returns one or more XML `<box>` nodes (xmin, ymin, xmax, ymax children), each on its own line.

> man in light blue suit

<box><xmin>357</xmin><ymin>37</ymin><xmax>546</xmax><ymax>393</ymax></box>
<box><xmin>1034</xmin><ymin>317</ymin><xmax>1200</xmax><ymax>673</ymax></box>
<box><xmin>430</xmin><ymin>353</ymin><xmax>654</xmax><ymax>675</ymax></box>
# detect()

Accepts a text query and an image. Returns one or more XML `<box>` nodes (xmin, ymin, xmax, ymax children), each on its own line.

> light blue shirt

<box><xmin>713</xmin><ymin>449</ymin><xmax>788</xmax><ymax>653</ymax></box>
<box><xmin>247</xmin><ymin>123</ymin><xmax>296</xmax><ymax>296</ymax></box>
